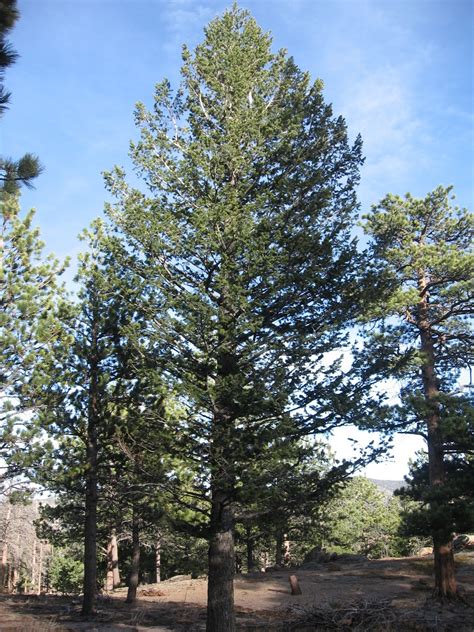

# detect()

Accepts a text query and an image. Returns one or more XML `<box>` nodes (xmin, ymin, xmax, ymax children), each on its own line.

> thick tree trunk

<box><xmin>82</xmin><ymin>445</ymin><xmax>98</xmax><ymax>616</ymax></box>
<box><xmin>433</xmin><ymin>535</ymin><xmax>456</xmax><ymax>597</ymax></box>
<box><xmin>126</xmin><ymin>507</ymin><xmax>140</xmax><ymax>604</ymax></box>
<box><xmin>206</xmin><ymin>307</ymin><xmax>238</xmax><ymax>631</ymax></box>
<box><xmin>418</xmin><ymin>276</ymin><xmax>456</xmax><ymax>598</ymax></box>
<box><xmin>106</xmin><ymin>530</ymin><xmax>120</xmax><ymax>591</ymax></box>
<box><xmin>207</xmin><ymin>491</ymin><xmax>235</xmax><ymax>632</ymax></box>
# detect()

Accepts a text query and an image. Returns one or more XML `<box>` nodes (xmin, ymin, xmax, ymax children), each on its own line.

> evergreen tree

<box><xmin>398</xmin><ymin>407</ymin><xmax>474</xmax><ymax>555</ymax></box>
<box><xmin>0</xmin><ymin>192</ymin><xmax>65</xmax><ymax>493</ymax></box>
<box><xmin>105</xmin><ymin>7</ymin><xmax>373</xmax><ymax>630</ymax></box>
<box><xmin>235</xmin><ymin>439</ymin><xmax>363</xmax><ymax>568</ymax></box>
<box><xmin>34</xmin><ymin>221</ymin><xmax>172</xmax><ymax>614</ymax></box>
<box><xmin>0</xmin><ymin>0</ymin><xmax>18</xmax><ymax>114</ymax></box>
<box><xmin>361</xmin><ymin>186</ymin><xmax>473</xmax><ymax>597</ymax></box>
<box><xmin>33</xmin><ymin>222</ymin><xmax>132</xmax><ymax>615</ymax></box>
<box><xmin>317</xmin><ymin>477</ymin><xmax>404</xmax><ymax>558</ymax></box>
<box><xmin>0</xmin><ymin>0</ymin><xmax>42</xmax><ymax>192</ymax></box>
<box><xmin>0</xmin><ymin>1</ymin><xmax>50</xmax><ymax>491</ymax></box>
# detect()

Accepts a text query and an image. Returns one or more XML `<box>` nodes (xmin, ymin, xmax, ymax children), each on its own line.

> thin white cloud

<box><xmin>160</xmin><ymin>0</ymin><xmax>217</xmax><ymax>56</ymax></box>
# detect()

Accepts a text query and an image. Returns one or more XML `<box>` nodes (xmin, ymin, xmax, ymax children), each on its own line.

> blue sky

<box><xmin>2</xmin><ymin>0</ymin><xmax>473</xmax><ymax>478</ymax></box>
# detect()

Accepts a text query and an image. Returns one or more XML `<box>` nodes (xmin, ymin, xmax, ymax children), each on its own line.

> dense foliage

<box><xmin>49</xmin><ymin>549</ymin><xmax>84</xmax><ymax>595</ymax></box>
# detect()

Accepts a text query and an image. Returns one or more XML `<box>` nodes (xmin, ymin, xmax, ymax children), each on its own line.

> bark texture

<box><xmin>418</xmin><ymin>275</ymin><xmax>457</xmax><ymax>598</ymax></box>
<box><xmin>155</xmin><ymin>532</ymin><xmax>161</xmax><ymax>583</ymax></box>
<box><xmin>81</xmin><ymin>431</ymin><xmax>98</xmax><ymax>616</ymax></box>
<box><xmin>289</xmin><ymin>574</ymin><xmax>302</xmax><ymax>595</ymax></box>
<box><xmin>207</xmin><ymin>491</ymin><xmax>235</xmax><ymax>632</ymax></box>
<box><xmin>245</xmin><ymin>526</ymin><xmax>254</xmax><ymax>573</ymax></box>
<box><xmin>106</xmin><ymin>530</ymin><xmax>120</xmax><ymax>591</ymax></box>
<box><xmin>126</xmin><ymin>508</ymin><xmax>140</xmax><ymax>604</ymax></box>
<box><xmin>0</xmin><ymin>503</ymin><xmax>11</xmax><ymax>591</ymax></box>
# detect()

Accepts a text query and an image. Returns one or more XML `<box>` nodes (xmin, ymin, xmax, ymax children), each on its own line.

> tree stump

<box><xmin>289</xmin><ymin>574</ymin><xmax>302</xmax><ymax>595</ymax></box>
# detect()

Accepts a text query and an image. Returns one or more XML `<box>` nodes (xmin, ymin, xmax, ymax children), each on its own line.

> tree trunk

<box><xmin>289</xmin><ymin>574</ymin><xmax>302</xmax><ymax>595</ymax></box>
<box><xmin>37</xmin><ymin>541</ymin><xmax>43</xmax><ymax>595</ymax></box>
<box><xmin>31</xmin><ymin>538</ymin><xmax>36</xmax><ymax>595</ymax></box>
<box><xmin>82</xmin><ymin>445</ymin><xmax>98</xmax><ymax>616</ymax></box>
<box><xmin>9</xmin><ymin>563</ymin><xmax>17</xmax><ymax>593</ymax></box>
<box><xmin>82</xmin><ymin>331</ymin><xmax>100</xmax><ymax>618</ymax></box>
<box><xmin>0</xmin><ymin>542</ymin><xmax>8</xmax><ymax>591</ymax></box>
<box><xmin>433</xmin><ymin>535</ymin><xmax>456</xmax><ymax>597</ymax></box>
<box><xmin>206</xmin><ymin>313</ymin><xmax>237</xmax><ymax>631</ymax></box>
<box><xmin>105</xmin><ymin>537</ymin><xmax>113</xmax><ymax>592</ymax></box>
<box><xmin>234</xmin><ymin>552</ymin><xmax>242</xmax><ymax>574</ymax></box>
<box><xmin>155</xmin><ymin>532</ymin><xmax>161</xmax><ymax>583</ymax></box>
<box><xmin>245</xmin><ymin>525</ymin><xmax>254</xmax><ymax>573</ymax></box>
<box><xmin>126</xmin><ymin>507</ymin><xmax>140</xmax><ymax>604</ymax></box>
<box><xmin>283</xmin><ymin>534</ymin><xmax>291</xmax><ymax>565</ymax></box>
<box><xmin>275</xmin><ymin>530</ymin><xmax>283</xmax><ymax>566</ymax></box>
<box><xmin>106</xmin><ymin>530</ymin><xmax>120</xmax><ymax>591</ymax></box>
<box><xmin>0</xmin><ymin>503</ymin><xmax>11</xmax><ymax>591</ymax></box>
<box><xmin>418</xmin><ymin>275</ymin><xmax>456</xmax><ymax>598</ymax></box>
<box><xmin>206</xmin><ymin>490</ymin><xmax>235</xmax><ymax>632</ymax></box>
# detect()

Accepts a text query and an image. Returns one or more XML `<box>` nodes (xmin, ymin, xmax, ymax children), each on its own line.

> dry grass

<box><xmin>12</xmin><ymin>618</ymin><xmax>63</xmax><ymax>632</ymax></box>
<box><xmin>287</xmin><ymin>598</ymin><xmax>398</xmax><ymax>631</ymax></box>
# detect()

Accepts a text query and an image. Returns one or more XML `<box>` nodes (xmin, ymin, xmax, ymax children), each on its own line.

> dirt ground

<box><xmin>0</xmin><ymin>554</ymin><xmax>473</xmax><ymax>631</ymax></box>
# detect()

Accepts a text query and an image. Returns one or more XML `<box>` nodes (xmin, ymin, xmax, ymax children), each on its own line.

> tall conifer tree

<box><xmin>105</xmin><ymin>7</ymin><xmax>369</xmax><ymax>630</ymax></box>
<box><xmin>0</xmin><ymin>193</ymin><xmax>65</xmax><ymax>492</ymax></box>
<box><xmin>34</xmin><ymin>223</ymin><xmax>134</xmax><ymax>615</ymax></box>
<box><xmin>362</xmin><ymin>186</ymin><xmax>473</xmax><ymax>598</ymax></box>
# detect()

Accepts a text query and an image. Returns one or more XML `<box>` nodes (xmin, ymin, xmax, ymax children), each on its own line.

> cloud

<box><xmin>307</xmin><ymin>0</ymin><xmax>437</xmax><ymax>205</ymax></box>
<box><xmin>160</xmin><ymin>0</ymin><xmax>218</xmax><ymax>56</ymax></box>
<box><xmin>343</xmin><ymin>64</ymin><xmax>428</xmax><ymax>203</ymax></box>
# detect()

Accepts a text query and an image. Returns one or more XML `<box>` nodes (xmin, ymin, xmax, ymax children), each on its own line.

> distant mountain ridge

<box><xmin>369</xmin><ymin>478</ymin><xmax>405</xmax><ymax>495</ymax></box>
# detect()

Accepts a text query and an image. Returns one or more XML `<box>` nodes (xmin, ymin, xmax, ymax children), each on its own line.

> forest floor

<box><xmin>0</xmin><ymin>553</ymin><xmax>473</xmax><ymax>631</ymax></box>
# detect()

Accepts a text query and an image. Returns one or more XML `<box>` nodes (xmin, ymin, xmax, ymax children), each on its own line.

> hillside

<box><xmin>369</xmin><ymin>478</ymin><xmax>405</xmax><ymax>495</ymax></box>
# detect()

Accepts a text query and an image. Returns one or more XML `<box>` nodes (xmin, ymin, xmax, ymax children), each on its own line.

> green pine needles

<box><xmin>104</xmin><ymin>6</ymin><xmax>368</xmax><ymax>631</ymax></box>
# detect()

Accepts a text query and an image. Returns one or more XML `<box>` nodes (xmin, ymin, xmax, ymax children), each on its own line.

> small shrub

<box><xmin>49</xmin><ymin>550</ymin><xmax>83</xmax><ymax>594</ymax></box>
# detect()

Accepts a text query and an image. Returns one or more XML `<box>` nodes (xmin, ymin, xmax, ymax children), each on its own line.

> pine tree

<box><xmin>0</xmin><ymin>0</ymin><xmax>18</xmax><ymax>115</ymax></box>
<box><xmin>362</xmin><ymin>186</ymin><xmax>473</xmax><ymax>598</ymax></box>
<box><xmin>0</xmin><ymin>1</ymin><xmax>51</xmax><ymax>491</ymax></box>
<box><xmin>0</xmin><ymin>0</ymin><xmax>42</xmax><ymax>192</ymax></box>
<box><xmin>0</xmin><ymin>192</ymin><xmax>65</xmax><ymax>493</ymax></box>
<box><xmin>105</xmin><ymin>6</ymin><xmax>372</xmax><ymax>630</ymax></box>
<box><xmin>317</xmin><ymin>477</ymin><xmax>404</xmax><ymax>558</ymax></box>
<box><xmin>34</xmin><ymin>221</ymin><xmax>171</xmax><ymax>614</ymax></box>
<box><xmin>33</xmin><ymin>222</ymin><xmax>132</xmax><ymax>615</ymax></box>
